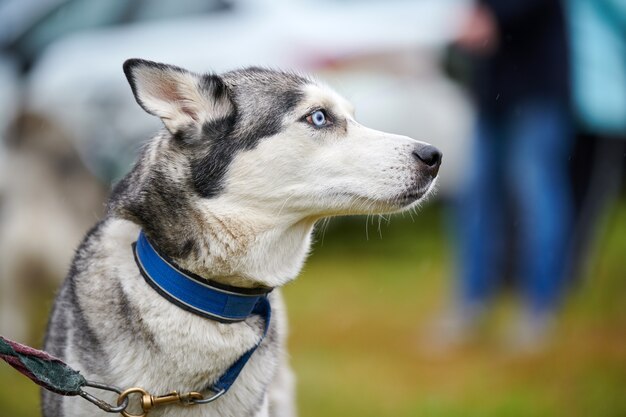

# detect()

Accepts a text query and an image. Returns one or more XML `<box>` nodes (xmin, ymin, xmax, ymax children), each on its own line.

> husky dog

<box><xmin>42</xmin><ymin>59</ymin><xmax>441</xmax><ymax>417</ymax></box>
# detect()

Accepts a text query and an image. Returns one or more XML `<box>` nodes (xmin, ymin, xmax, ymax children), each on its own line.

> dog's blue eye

<box><xmin>312</xmin><ymin>111</ymin><xmax>325</xmax><ymax>126</ymax></box>
<box><xmin>306</xmin><ymin>110</ymin><xmax>327</xmax><ymax>127</ymax></box>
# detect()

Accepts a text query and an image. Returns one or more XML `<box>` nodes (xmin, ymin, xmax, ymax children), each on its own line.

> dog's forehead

<box><xmin>222</xmin><ymin>67</ymin><xmax>309</xmax><ymax>100</ymax></box>
<box><xmin>220</xmin><ymin>67</ymin><xmax>353</xmax><ymax>117</ymax></box>
<box><xmin>219</xmin><ymin>67</ymin><xmax>310</xmax><ymax>125</ymax></box>
<box><xmin>300</xmin><ymin>82</ymin><xmax>355</xmax><ymax>116</ymax></box>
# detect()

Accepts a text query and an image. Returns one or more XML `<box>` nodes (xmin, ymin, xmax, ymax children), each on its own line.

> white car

<box><xmin>16</xmin><ymin>0</ymin><xmax>472</xmax><ymax>193</ymax></box>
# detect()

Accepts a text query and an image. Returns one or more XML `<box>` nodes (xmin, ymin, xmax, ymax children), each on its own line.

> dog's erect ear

<box><xmin>123</xmin><ymin>59</ymin><xmax>233</xmax><ymax>134</ymax></box>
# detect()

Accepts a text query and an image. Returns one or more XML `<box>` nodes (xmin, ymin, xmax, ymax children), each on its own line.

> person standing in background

<box><xmin>566</xmin><ymin>0</ymin><xmax>626</xmax><ymax>281</ymax></box>
<box><xmin>439</xmin><ymin>0</ymin><xmax>573</xmax><ymax>351</ymax></box>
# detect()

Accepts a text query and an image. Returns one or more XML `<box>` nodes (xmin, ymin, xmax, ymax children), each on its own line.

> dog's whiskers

<box><xmin>276</xmin><ymin>191</ymin><xmax>298</xmax><ymax>219</ymax></box>
<box><xmin>319</xmin><ymin>218</ymin><xmax>331</xmax><ymax>246</ymax></box>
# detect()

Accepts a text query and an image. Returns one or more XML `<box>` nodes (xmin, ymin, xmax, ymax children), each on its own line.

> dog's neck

<box><xmin>109</xmin><ymin>135</ymin><xmax>318</xmax><ymax>289</ymax></box>
<box><xmin>170</xmin><ymin>205</ymin><xmax>317</xmax><ymax>289</ymax></box>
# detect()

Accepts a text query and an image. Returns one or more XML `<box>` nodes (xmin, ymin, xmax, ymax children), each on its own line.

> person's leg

<box><xmin>567</xmin><ymin>135</ymin><xmax>625</xmax><ymax>284</ymax></box>
<box><xmin>454</xmin><ymin>114</ymin><xmax>507</xmax><ymax>314</ymax></box>
<box><xmin>507</xmin><ymin>100</ymin><xmax>574</xmax><ymax>339</ymax></box>
<box><xmin>424</xmin><ymin>114</ymin><xmax>507</xmax><ymax>350</ymax></box>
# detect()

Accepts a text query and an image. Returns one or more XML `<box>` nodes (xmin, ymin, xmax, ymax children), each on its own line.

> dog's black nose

<box><xmin>413</xmin><ymin>144</ymin><xmax>442</xmax><ymax>176</ymax></box>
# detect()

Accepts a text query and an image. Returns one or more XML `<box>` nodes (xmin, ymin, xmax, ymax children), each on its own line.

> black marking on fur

<box><xmin>41</xmin><ymin>389</ymin><xmax>61</xmax><ymax>417</ymax></box>
<box><xmin>70</xmin><ymin>224</ymin><xmax>108</xmax><ymax>373</ymax></box>
<box><xmin>111</xmin><ymin>67</ymin><xmax>309</xmax><ymax>258</ymax></box>
<box><xmin>200</xmin><ymin>73</ymin><xmax>230</xmax><ymax>103</ymax></box>
<box><xmin>189</xmin><ymin>68</ymin><xmax>306</xmax><ymax>198</ymax></box>
<box><xmin>187</xmin><ymin>114</ymin><xmax>236</xmax><ymax>197</ymax></box>
<box><xmin>201</xmin><ymin>114</ymin><xmax>236</xmax><ymax>139</ymax></box>
<box><xmin>68</xmin><ymin>279</ymin><xmax>107</xmax><ymax>374</ymax></box>
<box><xmin>250</xmin><ymin>388</ymin><xmax>270</xmax><ymax>416</ymax></box>
<box><xmin>109</xmin><ymin>142</ymin><xmax>201</xmax><ymax>259</ymax></box>
<box><xmin>114</xmin><ymin>278</ymin><xmax>160</xmax><ymax>352</ymax></box>
<box><xmin>42</xmin><ymin>221</ymin><xmax>107</xmax><ymax>416</ymax></box>
<box><xmin>180</xmin><ymin>238</ymin><xmax>196</xmax><ymax>258</ymax></box>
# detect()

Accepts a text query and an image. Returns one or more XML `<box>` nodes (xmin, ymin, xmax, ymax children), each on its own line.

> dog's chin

<box><xmin>332</xmin><ymin>179</ymin><xmax>437</xmax><ymax>216</ymax></box>
<box><xmin>384</xmin><ymin>183</ymin><xmax>436</xmax><ymax>213</ymax></box>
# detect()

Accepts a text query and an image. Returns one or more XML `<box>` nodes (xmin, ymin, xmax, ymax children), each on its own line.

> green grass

<box><xmin>1</xmin><ymin>201</ymin><xmax>625</xmax><ymax>417</ymax></box>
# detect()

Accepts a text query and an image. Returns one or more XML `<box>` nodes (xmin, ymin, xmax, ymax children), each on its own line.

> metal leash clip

<box><xmin>79</xmin><ymin>381</ymin><xmax>129</xmax><ymax>414</ymax></box>
<box><xmin>116</xmin><ymin>387</ymin><xmax>225</xmax><ymax>417</ymax></box>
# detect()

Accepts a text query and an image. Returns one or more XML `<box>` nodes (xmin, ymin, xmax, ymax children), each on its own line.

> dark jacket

<box><xmin>474</xmin><ymin>0</ymin><xmax>570</xmax><ymax>114</ymax></box>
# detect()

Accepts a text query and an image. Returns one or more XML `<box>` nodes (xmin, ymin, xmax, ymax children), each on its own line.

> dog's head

<box><xmin>110</xmin><ymin>59</ymin><xmax>441</xmax><ymax>282</ymax></box>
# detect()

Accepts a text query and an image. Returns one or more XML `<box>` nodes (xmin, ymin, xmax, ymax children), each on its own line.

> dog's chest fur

<box><xmin>43</xmin><ymin>218</ymin><xmax>285</xmax><ymax>417</ymax></box>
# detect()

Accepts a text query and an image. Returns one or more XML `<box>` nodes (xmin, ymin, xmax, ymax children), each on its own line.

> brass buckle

<box><xmin>117</xmin><ymin>387</ymin><xmax>203</xmax><ymax>417</ymax></box>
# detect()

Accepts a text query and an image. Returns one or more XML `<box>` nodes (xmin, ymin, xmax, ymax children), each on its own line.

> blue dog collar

<box><xmin>133</xmin><ymin>230</ymin><xmax>272</xmax><ymax>396</ymax></box>
<box><xmin>133</xmin><ymin>230</ymin><xmax>271</xmax><ymax>323</ymax></box>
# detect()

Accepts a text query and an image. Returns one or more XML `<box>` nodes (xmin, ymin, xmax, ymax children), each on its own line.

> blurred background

<box><xmin>0</xmin><ymin>0</ymin><xmax>624</xmax><ymax>416</ymax></box>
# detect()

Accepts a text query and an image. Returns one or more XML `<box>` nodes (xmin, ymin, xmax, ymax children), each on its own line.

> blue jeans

<box><xmin>454</xmin><ymin>100</ymin><xmax>573</xmax><ymax>315</ymax></box>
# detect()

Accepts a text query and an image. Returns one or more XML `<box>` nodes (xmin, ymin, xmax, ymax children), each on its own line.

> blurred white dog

<box><xmin>0</xmin><ymin>113</ymin><xmax>107</xmax><ymax>342</ymax></box>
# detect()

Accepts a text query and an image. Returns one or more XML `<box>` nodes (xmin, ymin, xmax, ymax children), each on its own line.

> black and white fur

<box><xmin>42</xmin><ymin>59</ymin><xmax>441</xmax><ymax>417</ymax></box>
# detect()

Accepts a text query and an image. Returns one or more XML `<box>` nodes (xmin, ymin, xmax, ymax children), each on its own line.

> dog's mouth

<box><xmin>330</xmin><ymin>181</ymin><xmax>435</xmax><ymax>215</ymax></box>
<box><xmin>392</xmin><ymin>188</ymin><xmax>429</xmax><ymax>207</ymax></box>
<box><xmin>395</xmin><ymin>190</ymin><xmax>424</xmax><ymax>204</ymax></box>
<box><xmin>391</xmin><ymin>180</ymin><xmax>437</xmax><ymax>209</ymax></box>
